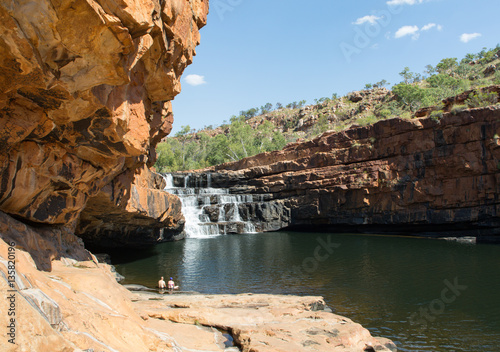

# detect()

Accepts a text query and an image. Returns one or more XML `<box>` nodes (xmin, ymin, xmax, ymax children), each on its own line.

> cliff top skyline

<box><xmin>172</xmin><ymin>0</ymin><xmax>500</xmax><ymax>133</ymax></box>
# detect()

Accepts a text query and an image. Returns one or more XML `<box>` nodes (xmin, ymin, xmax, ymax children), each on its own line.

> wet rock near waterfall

<box><xmin>165</xmin><ymin>173</ymin><xmax>259</xmax><ymax>236</ymax></box>
<box><xmin>238</xmin><ymin>201</ymin><xmax>292</xmax><ymax>232</ymax></box>
<box><xmin>203</xmin><ymin>205</ymin><xmax>220</xmax><ymax>222</ymax></box>
<box><xmin>164</xmin><ymin>172</ymin><xmax>291</xmax><ymax>236</ymax></box>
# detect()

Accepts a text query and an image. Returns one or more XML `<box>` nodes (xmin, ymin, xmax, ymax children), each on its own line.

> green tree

<box><xmin>436</xmin><ymin>58</ymin><xmax>458</xmax><ymax>74</ymax></box>
<box><xmin>480</xmin><ymin>50</ymin><xmax>496</xmax><ymax>64</ymax></box>
<box><xmin>155</xmin><ymin>140</ymin><xmax>179</xmax><ymax>172</ymax></box>
<box><xmin>393</xmin><ymin>83</ymin><xmax>432</xmax><ymax>112</ymax></box>
<box><xmin>454</xmin><ymin>62</ymin><xmax>474</xmax><ymax>80</ymax></box>
<box><xmin>175</xmin><ymin>125</ymin><xmax>193</xmax><ymax>169</ymax></box>
<box><xmin>227</xmin><ymin>117</ymin><xmax>255</xmax><ymax>159</ymax></box>
<box><xmin>311</xmin><ymin>115</ymin><xmax>330</xmax><ymax>135</ymax></box>
<box><xmin>461</xmin><ymin>53</ymin><xmax>477</xmax><ymax>64</ymax></box>
<box><xmin>424</xmin><ymin>64</ymin><xmax>437</xmax><ymax>76</ymax></box>
<box><xmin>478</xmin><ymin>47</ymin><xmax>488</xmax><ymax>59</ymax></box>
<box><xmin>465</xmin><ymin>91</ymin><xmax>499</xmax><ymax>108</ymax></box>
<box><xmin>206</xmin><ymin>134</ymin><xmax>231</xmax><ymax>165</ymax></box>
<box><xmin>426</xmin><ymin>74</ymin><xmax>469</xmax><ymax>100</ymax></box>
<box><xmin>374</xmin><ymin>79</ymin><xmax>389</xmax><ymax>88</ymax></box>
<box><xmin>260</xmin><ymin>103</ymin><xmax>273</xmax><ymax>114</ymax></box>
<box><xmin>399</xmin><ymin>67</ymin><xmax>420</xmax><ymax>84</ymax></box>
<box><xmin>240</xmin><ymin>108</ymin><xmax>259</xmax><ymax>119</ymax></box>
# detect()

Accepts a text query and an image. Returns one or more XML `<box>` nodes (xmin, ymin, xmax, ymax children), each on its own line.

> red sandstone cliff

<box><xmin>0</xmin><ymin>0</ymin><xmax>208</xmax><ymax>244</ymax></box>
<box><xmin>0</xmin><ymin>1</ymin><xmax>214</xmax><ymax>350</ymax></box>
<box><xmin>206</xmin><ymin>104</ymin><xmax>500</xmax><ymax>242</ymax></box>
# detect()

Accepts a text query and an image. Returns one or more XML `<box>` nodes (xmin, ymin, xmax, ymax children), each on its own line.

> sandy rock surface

<box><xmin>134</xmin><ymin>292</ymin><xmax>398</xmax><ymax>352</ymax></box>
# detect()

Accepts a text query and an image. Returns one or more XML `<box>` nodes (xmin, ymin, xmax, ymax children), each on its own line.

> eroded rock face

<box><xmin>77</xmin><ymin>165</ymin><xmax>185</xmax><ymax>248</ymax></box>
<box><xmin>206</xmin><ymin>106</ymin><xmax>500</xmax><ymax>242</ymax></box>
<box><xmin>0</xmin><ymin>0</ymin><xmax>207</xmax><ymax>230</ymax></box>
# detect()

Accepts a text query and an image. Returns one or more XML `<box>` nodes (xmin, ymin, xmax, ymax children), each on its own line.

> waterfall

<box><xmin>164</xmin><ymin>173</ymin><xmax>258</xmax><ymax>238</ymax></box>
<box><xmin>165</xmin><ymin>173</ymin><xmax>174</xmax><ymax>188</ymax></box>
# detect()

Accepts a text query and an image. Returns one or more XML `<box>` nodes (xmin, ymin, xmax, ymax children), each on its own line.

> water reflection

<box><xmin>112</xmin><ymin>232</ymin><xmax>500</xmax><ymax>352</ymax></box>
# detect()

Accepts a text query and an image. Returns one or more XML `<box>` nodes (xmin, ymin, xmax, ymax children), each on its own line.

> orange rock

<box><xmin>0</xmin><ymin>0</ymin><xmax>206</xmax><ymax>235</ymax></box>
<box><xmin>76</xmin><ymin>165</ymin><xmax>185</xmax><ymax>248</ymax></box>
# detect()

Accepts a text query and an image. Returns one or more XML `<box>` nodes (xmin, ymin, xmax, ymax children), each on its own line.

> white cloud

<box><xmin>460</xmin><ymin>33</ymin><xmax>482</xmax><ymax>43</ymax></box>
<box><xmin>421</xmin><ymin>23</ymin><xmax>443</xmax><ymax>31</ymax></box>
<box><xmin>395</xmin><ymin>25</ymin><xmax>420</xmax><ymax>39</ymax></box>
<box><xmin>394</xmin><ymin>23</ymin><xmax>442</xmax><ymax>40</ymax></box>
<box><xmin>421</xmin><ymin>23</ymin><xmax>436</xmax><ymax>31</ymax></box>
<box><xmin>185</xmin><ymin>74</ymin><xmax>207</xmax><ymax>86</ymax></box>
<box><xmin>353</xmin><ymin>15</ymin><xmax>381</xmax><ymax>25</ymax></box>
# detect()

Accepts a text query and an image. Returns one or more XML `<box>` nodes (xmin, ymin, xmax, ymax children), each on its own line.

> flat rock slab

<box><xmin>132</xmin><ymin>293</ymin><xmax>397</xmax><ymax>352</ymax></box>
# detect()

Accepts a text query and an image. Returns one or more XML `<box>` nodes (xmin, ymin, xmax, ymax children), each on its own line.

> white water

<box><xmin>164</xmin><ymin>173</ymin><xmax>257</xmax><ymax>239</ymax></box>
<box><xmin>164</xmin><ymin>174</ymin><xmax>174</xmax><ymax>188</ymax></box>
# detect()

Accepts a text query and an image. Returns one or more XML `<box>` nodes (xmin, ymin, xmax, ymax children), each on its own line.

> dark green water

<box><xmin>111</xmin><ymin>232</ymin><xmax>500</xmax><ymax>351</ymax></box>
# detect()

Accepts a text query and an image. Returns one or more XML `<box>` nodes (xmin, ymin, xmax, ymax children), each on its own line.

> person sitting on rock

<box><xmin>168</xmin><ymin>277</ymin><xmax>175</xmax><ymax>292</ymax></box>
<box><xmin>158</xmin><ymin>276</ymin><xmax>166</xmax><ymax>290</ymax></box>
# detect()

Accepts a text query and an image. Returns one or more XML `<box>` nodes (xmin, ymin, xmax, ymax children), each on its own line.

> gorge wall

<box><xmin>0</xmin><ymin>1</ymin><xmax>215</xmax><ymax>351</ymax></box>
<box><xmin>199</xmin><ymin>104</ymin><xmax>500</xmax><ymax>242</ymax></box>
<box><xmin>0</xmin><ymin>0</ymin><xmax>208</xmax><ymax>245</ymax></box>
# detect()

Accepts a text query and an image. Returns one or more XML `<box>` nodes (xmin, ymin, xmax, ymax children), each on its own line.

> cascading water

<box><xmin>164</xmin><ymin>173</ymin><xmax>257</xmax><ymax>238</ymax></box>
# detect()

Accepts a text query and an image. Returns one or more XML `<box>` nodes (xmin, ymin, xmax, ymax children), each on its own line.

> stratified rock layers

<box><xmin>208</xmin><ymin>107</ymin><xmax>500</xmax><ymax>241</ymax></box>
<box><xmin>76</xmin><ymin>165</ymin><xmax>185</xmax><ymax>248</ymax></box>
<box><xmin>0</xmin><ymin>0</ymin><xmax>208</xmax><ymax>242</ymax></box>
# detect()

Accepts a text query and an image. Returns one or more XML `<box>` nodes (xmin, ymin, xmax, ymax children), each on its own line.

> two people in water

<box><xmin>158</xmin><ymin>276</ymin><xmax>176</xmax><ymax>292</ymax></box>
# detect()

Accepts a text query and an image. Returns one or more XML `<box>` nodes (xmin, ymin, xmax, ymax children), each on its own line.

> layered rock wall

<box><xmin>0</xmin><ymin>0</ymin><xmax>207</xmax><ymax>242</ymax></box>
<box><xmin>77</xmin><ymin>165</ymin><xmax>185</xmax><ymax>248</ymax></box>
<box><xmin>205</xmin><ymin>106</ymin><xmax>500</xmax><ymax>242</ymax></box>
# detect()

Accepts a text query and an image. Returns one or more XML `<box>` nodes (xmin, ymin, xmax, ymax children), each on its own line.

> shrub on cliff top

<box><xmin>465</xmin><ymin>91</ymin><xmax>499</xmax><ymax>108</ymax></box>
<box><xmin>430</xmin><ymin>110</ymin><xmax>444</xmax><ymax>121</ymax></box>
<box><xmin>450</xmin><ymin>104</ymin><xmax>468</xmax><ymax>115</ymax></box>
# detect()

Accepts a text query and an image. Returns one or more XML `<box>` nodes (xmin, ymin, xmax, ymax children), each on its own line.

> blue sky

<box><xmin>170</xmin><ymin>0</ymin><xmax>500</xmax><ymax>134</ymax></box>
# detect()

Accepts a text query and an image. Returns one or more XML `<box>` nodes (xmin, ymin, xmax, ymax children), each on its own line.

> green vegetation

<box><xmin>155</xmin><ymin>118</ymin><xmax>287</xmax><ymax>172</ymax></box>
<box><xmin>155</xmin><ymin>45</ymin><xmax>500</xmax><ymax>172</ymax></box>
<box><xmin>450</xmin><ymin>104</ymin><xmax>468</xmax><ymax>115</ymax></box>
<box><xmin>430</xmin><ymin>110</ymin><xmax>444</xmax><ymax>121</ymax></box>
<box><xmin>465</xmin><ymin>91</ymin><xmax>499</xmax><ymax>108</ymax></box>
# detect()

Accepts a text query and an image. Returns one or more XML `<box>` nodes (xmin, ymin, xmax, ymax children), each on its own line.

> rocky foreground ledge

<box><xmin>134</xmin><ymin>292</ymin><xmax>397</xmax><ymax>352</ymax></box>
<box><xmin>0</xmin><ymin>211</ymin><xmax>396</xmax><ymax>351</ymax></box>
